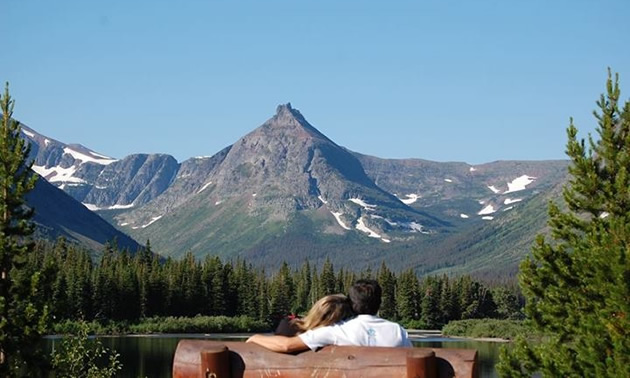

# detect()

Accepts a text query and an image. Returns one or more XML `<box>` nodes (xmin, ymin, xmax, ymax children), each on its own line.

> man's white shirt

<box><xmin>298</xmin><ymin>314</ymin><xmax>412</xmax><ymax>351</ymax></box>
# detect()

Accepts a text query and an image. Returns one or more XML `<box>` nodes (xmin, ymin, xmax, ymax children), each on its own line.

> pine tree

<box><xmin>319</xmin><ymin>257</ymin><xmax>336</xmax><ymax>296</ymax></box>
<box><xmin>421</xmin><ymin>276</ymin><xmax>442</xmax><ymax>328</ymax></box>
<box><xmin>293</xmin><ymin>261</ymin><xmax>311</xmax><ymax>314</ymax></box>
<box><xmin>377</xmin><ymin>262</ymin><xmax>397</xmax><ymax>320</ymax></box>
<box><xmin>269</xmin><ymin>262</ymin><xmax>294</xmax><ymax>324</ymax></box>
<box><xmin>498</xmin><ymin>70</ymin><xmax>630</xmax><ymax>377</ymax></box>
<box><xmin>0</xmin><ymin>83</ymin><xmax>49</xmax><ymax>376</ymax></box>
<box><xmin>396</xmin><ymin>269</ymin><xmax>420</xmax><ymax>321</ymax></box>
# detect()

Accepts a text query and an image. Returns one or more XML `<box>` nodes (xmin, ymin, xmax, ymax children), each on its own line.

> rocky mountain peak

<box><xmin>264</xmin><ymin>103</ymin><xmax>328</xmax><ymax>141</ymax></box>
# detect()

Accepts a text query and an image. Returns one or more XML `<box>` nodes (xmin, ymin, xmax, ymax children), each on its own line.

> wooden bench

<box><xmin>172</xmin><ymin>340</ymin><xmax>478</xmax><ymax>377</ymax></box>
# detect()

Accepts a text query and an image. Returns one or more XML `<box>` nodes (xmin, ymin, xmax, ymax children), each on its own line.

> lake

<box><xmin>45</xmin><ymin>334</ymin><xmax>505</xmax><ymax>377</ymax></box>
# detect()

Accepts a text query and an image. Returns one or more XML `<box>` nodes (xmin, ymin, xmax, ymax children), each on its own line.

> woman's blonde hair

<box><xmin>291</xmin><ymin>294</ymin><xmax>354</xmax><ymax>333</ymax></box>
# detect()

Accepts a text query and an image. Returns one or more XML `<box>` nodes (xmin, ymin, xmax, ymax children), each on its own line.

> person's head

<box><xmin>348</xmin><ymin>279</ymin><xmax>382</xmax><ymax>315</ymax></box>
<box><xmin>292</xmin><ymin>294</ymin><xmax>353</xmax><ymax>333</ymax></box>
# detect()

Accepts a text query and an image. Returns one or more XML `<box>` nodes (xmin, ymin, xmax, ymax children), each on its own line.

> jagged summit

<box><xmin>264</xmin><ymin>103</ymin><xmax>329</xmax><ymax>142</ymax></box>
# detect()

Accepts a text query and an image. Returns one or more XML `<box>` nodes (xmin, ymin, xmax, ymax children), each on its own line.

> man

<box><xmin>246</xmin><ymin>279</ymin><xmax>412</xmax><ymax>352</ymax></box>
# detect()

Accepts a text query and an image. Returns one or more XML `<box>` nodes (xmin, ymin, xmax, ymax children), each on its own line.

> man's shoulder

<box><xmin>350</xmin><ymin>315</ymin><xmax>405</xmax><ymax>328</ymax></box>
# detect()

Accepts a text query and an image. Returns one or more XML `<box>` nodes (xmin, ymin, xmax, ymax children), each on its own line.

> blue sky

<box><xmin>3</xmin><ymin>0</ymin><xmax>629</xmax><ymax>164</ymax></box>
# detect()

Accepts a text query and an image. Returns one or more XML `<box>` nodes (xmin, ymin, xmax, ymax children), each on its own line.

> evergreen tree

<box><xmin>438</xmin><ymin>275</ymin><xmax>457</xmax><ymax>324</ymax></box>
<box><xmin>421</xmin><ymin>276</ymin><xmax>442</xmax><ymax>328</ymax></box>
<box><xmin>319</xmin><ymin>257</ymin><xmax>336</xmax><ymax>296</ymax></box>
<box><xmin>499</xmin><ymin>71</ymin><xmax>630</xmax><ymax>377</ymax></box>
<box><xmin>293</xmin><ymin>261</ymin><xmax>311</xmax><ymax>314</ymax></box>
<box><xmin>396</xmin><ymin>269</ymin><xmax>420</xmax><ymax>321</ymax></box>
<box><xmin>0</xmin><ymin>84</ymin><xmax>49</xmax><ymax>376</ymax></box>
<box><xmin>377</xmin><ymin>262</ymin><xmax>396</xmax><ymax>320</ymax></box>
<box><xmin>256</xmin><ymin>270</ymin><xmax>270</xmax><ymax>322</ymax></box>
<box><xmin>269</xmin><ymin>262</ymin><xmax>294</xmax><ymax>321</ymax></box>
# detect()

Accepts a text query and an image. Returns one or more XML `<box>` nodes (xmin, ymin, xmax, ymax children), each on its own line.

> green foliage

<box><xmin>29</xmin><ymin>237</ymin><xmax>510</xmax><ymax>333</ymax></box>
<box><xmin>0</xmin><ymin>83</ymin><xmax>50</xmax><ymax>376</ymax></box>
<box><xmin>398</xmin><ymin>318</ymin><xmax>428</xmax><ymax>330</ymax></box>
<box><xmin>50</xmin><ymin>320</ymin><xmax>121</xmax><ymax>378</ymax></box>
<box><xmin>128</xmin><ymin>315</ymin><xmax>269</xmax><ymax>334</ymax></box>
<box><xmin>498</xmin><ymin>70</ymin><xmax>630</xmax><ymax>377</ymax></box>
<box><xmin>442</xmin><ymin>319</ymin><xmax>528</xmax><ymax>340</ymax></box>
<box><xmin>51</xmin><ymin>316</ymin><xmax>269</xmax><ymax>335</ymax></box>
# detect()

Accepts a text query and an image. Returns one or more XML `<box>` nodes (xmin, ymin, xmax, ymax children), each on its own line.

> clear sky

<box><xmin>3</xmin><ymin>0</ymin><xmax>629</xmax><ymax>164</ymax></box>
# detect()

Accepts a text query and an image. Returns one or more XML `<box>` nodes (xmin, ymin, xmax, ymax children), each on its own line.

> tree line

<box><xmin>29</xmin><ymin>237</ymin><xmax>522</xmax><ymax>329</ymax></box>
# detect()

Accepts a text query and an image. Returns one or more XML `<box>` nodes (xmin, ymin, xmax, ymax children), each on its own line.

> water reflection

<box><xmin>45</xmin><ymin>334</ymin><xmax>504</xmax><ymax>377</ymax></box>
<box><xmin>411</xmin><ymin>337</ymin><xmax>504</xmax><ymax>378</ymax></box>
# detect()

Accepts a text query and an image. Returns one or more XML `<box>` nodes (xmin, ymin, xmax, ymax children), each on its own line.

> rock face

<box><xmin>117</xmin><ymin>103</ymin><xmax>445</xmax><ymax>252</ymax></box>
<box><xmin>22</xmin><ymin>125</ymin><xmax>179</xmax><ymax>210</ymax></box>
<box><xmin>355</xmin><ymin>153</ymin><xmax>569</xmax><ymax>221</ymax></box>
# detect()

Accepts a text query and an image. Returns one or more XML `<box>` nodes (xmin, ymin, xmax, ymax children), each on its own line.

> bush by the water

<box><xmin>399</xmin><ymin>319</ymin><xmax>429</xmax><ymax>330</ymax></box>
<box><xmin>442</xmin><ymin>319</ymin><xmax>528</xmax><ymax>340</ymax></box>
<box><xmin>52</xmin><ymin>316</ymin><xmax>270</xmax><ymax>336</ymax></box>
<box><xmin>129</xmin><ymin>315</ymin><xmax>269</xmax><ymax>334</ymax></box>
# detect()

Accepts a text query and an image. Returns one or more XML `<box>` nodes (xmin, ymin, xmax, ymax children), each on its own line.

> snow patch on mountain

<box><xmin>82</xmin><ymin>203</ymin><xmax>134</xmax><ymax>211</ymax></box>
<box><xmin>482</xmin><ymin>216</ymin><xmax>494</xmax><ymax>220</ymax></box>
<box><xmin>33</xmin><ymin>165</ymin><xmax>85</xmax><ymax>183</ymax></box>
<box><xmin>444</xmin><ymin>178</ymin><xmax>453</xmax><ymax>183</ymax></box>
<box><xmin>400</xmin><ymin>194</ymin><xmax>419</xmax><ymax>205</ymax></box>
<box><xmin>460</xmin><ymin>214</ymin><xmax>469</xmax><ymax>219</ymax></box>
<box><xmin>503</xmin><ymin>206</ymin><xmax>514</xmax><ymax>211</ymax></box>
<box><xmin>406</xmin><ymin>222</ymin><xmax>425</xmax><ymax>233</ymax></box>
<box><xmin>44</xmin><ymin>139</ymin><xmax>50</xmax><ymax>146</ymax></box>
<box><xmin>142</xmin><ymin>215</ymin><xmax>163</xmax><ymax>228</ymax></box>
<box><xmin>370</xmin><ymin>214</ymin><xmax>398</xmax><ymax>226</ymax></box>
<box><xmin>63</xmin><ymin>147</ymin><xmax>116</xmax><ymax>165</ymax></box>
<box><xmin>331</xmin><ymin>211</ymin><xmax>351</xmax><ymax>230</ymax></box>
<box><xmin>22</xmin><ymin>129</ymin><xmax>35</xmax><ymax>138</ymax></box>
<box><xmin>478</xmin><ymin>205</ymin><xmax>497</xmax><ymax>215</ymax></box>
<box><xmin>470</xmin><ymin>166</ymin><xmax>477</xmax><ymax>172</ymax></box>
<box><xmin>197</xmin><ymin>181</ymin><xmax>213</xmax><ymax>194</ymax></box>
<box><xmin>356</xmin><ymin>217</ymin><xmax>381</xmax><ymax>238</ymax></box>
<box><xmin>110</xmin><ymin>204</ymin><xmax>134</xmax><ymax>210</ymax></box>
<box><xmin>349</xmin><ymin>197</ymin><xmax>376</xmax><ymax>210</ymax></box>
<box><xmin>83</xmin><ymin>203</ymin><xmax>100</xmax><ymax>211</ymax></box>
<box><xmin>504</xmin><ymin>175</ymin><xmax>536</xmax><ymax>194</ymax></box>
<box><xmin>488</xmin><ymin>185</ymin><xmax>501</xmax><ymax>194</ymax></box>
<box><xmin>504</xmin><ymin>198</ymin><xmax>522</xmax><ymax>205</ymax></box>
<box><xmin>215</xmin><ymin>201</ymin><xmax>222</xmax><ymax>205</ymax></box>
<box><xmin>318</xmin><ymin>195</ymin><xmax>328</xmax><ymax>204</ymax></box>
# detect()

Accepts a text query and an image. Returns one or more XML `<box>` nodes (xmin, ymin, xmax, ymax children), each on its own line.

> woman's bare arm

<box><xmin>246</xmin><ymin>334</ymin><xmax>309</xmax><ymax>353</ymax></box>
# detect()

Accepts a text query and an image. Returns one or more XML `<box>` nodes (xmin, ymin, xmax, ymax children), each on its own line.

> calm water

<box><xmin>44</xmin><ymin>334</ymin><xmax>505</xmax><ymax>377</ymax></box>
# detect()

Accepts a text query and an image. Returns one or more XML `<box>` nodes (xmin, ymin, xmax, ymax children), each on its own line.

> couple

<box><xmin>246</xmin><ymin>279</ymin><xmax>412</xmax><ymax>352</ymax></box>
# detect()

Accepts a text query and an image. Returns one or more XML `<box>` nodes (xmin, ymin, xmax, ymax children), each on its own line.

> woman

<box><xmin>248</xmin><ymin>294</ymin><xmax>353</xmax><ymax>350</ymax></box>
<box><xmin>291</xmin><ymin>294</ymin><xmax>354</xmax><ymax>334</ymax></box>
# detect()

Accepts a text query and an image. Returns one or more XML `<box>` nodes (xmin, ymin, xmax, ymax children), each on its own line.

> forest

<box><xmin>30</xmin><ymin>237</ymin><xmax>522</xmax><ymax>332</ymax></box>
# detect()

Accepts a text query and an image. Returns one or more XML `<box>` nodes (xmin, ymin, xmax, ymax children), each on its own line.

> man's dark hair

<box><xmin>348</xmin><ymin>279</ymin><xmax>382</xmax><ymax>315</ymax></box>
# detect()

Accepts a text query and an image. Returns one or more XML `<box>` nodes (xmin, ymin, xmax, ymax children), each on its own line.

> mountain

<box><xmin>24</xmin><ymin>105</ymin><xmax>571</xmax><ymax>277</ymax></box>
<box><xmin>115</xmin><ymin>104</ymin><xmax>449</xmax><ymax>259</ymax></box>
<box><xmin>22</xmin><ymin>125</ymin><xmax>179</xmax><ymax>210</ymax></box>
<box><xmin>355</xmin><ymin>154</ymin><xmax>568</xmax><ymax>223</ymax></box>
<box><xmin>26</xmin><ymin>176</ymin><xmax>141</xmax><ymax>252</ymax></box>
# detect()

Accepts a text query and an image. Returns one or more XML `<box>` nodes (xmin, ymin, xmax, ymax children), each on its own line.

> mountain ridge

<box><xmin>21</xmin><ymin>104</ymin><xmax>569</xmax><ymax>276</ymax></box>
